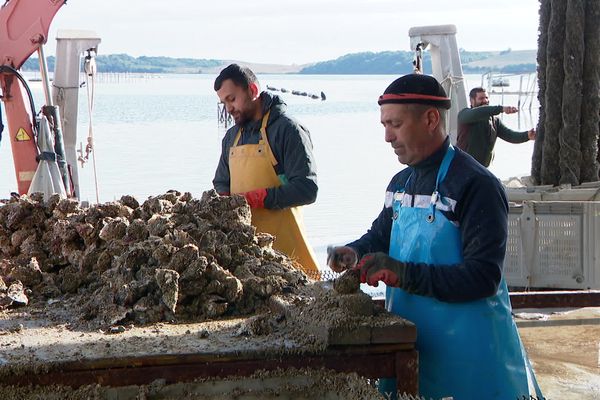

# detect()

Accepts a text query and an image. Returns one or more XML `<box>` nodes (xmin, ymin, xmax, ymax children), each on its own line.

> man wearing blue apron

<box><xmin>328</xmin><ymin>74</ymin><xmax>543</xmax><ymax>400</ymax></box>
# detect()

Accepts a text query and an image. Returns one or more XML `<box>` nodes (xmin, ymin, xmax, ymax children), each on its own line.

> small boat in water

<box><xmin>491</xmin><ymin>77</ymin><xmax>510</xmax><ymax>87</ymax></box>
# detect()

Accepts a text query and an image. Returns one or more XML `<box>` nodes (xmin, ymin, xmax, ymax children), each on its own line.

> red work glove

<box><xmin>243</xmin><ymin>188</ymin><xmax>267</xmax><ymax>208</ymax></box>
<box><xmin>356</xmin><ymin>252</ymin><xmax>406</xmax><ymax>287</ymax></box>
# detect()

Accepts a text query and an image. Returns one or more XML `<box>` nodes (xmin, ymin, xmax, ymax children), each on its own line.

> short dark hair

<box><xmin>214</xmin><ymin>64</ymin><xmax>258</xmax><ymax>91</ymax></box>
<box><xmin>469</xmin><ymin>87</ymin><xmax>486</xmax><ymax>99</ymax></box>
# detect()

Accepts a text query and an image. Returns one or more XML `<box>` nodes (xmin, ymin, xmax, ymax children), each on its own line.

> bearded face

<box><xmin>217</xmin><ymin>79</ymin><xmax>260</xmax><ymax>125</ymax></box>
<box><xmin>471</xmin><ymin>91</ymin><xmax>489</xmax><ymax>107</ymax></box>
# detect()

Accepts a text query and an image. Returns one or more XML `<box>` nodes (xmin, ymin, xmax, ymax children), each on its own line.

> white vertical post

<box><xmin>408</xmin><ymin>25</ymin><xmax>468</xmax><ymax>144</ymax></box>
<box><xmin>52</xmin><ymin>30</ymin><xmax>101</xmax><ymax>199</ymax></box>
<box><xmin>37</xmin><ymin>45</ymin><xmax>53</xmax><ymax>106</ymax></box>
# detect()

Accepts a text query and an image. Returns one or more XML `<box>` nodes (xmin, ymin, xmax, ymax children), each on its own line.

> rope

<box><xmin>82</xmin><ymin>52</ymin><xmax>100</xmax><ymax>204</ymax></box>
<box><xmin>439</xmin><ymin>74</ymin><xmax>464</xmax><ymax>101</ymax></box>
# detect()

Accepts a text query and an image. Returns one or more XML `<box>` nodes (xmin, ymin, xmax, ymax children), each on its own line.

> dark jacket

<box><xmin>213</xmin><ymin>92</ymin><xmax>318</xmax><ymax>209</ymax></box>
<box><xmin>347</xmin><ymin>138</ymin><xmax>509</xmax><ymax>303</ymax></box>
<box><xmin>457</xmin><ymin>105</ymin><xmax>529</xmax><ymax>167</ymax></box>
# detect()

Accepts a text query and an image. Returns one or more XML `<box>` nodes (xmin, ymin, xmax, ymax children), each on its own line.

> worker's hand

<box><xmin>356</xmin><ymin>252</ymin><xmax>406</xmax><ymax>287</ymax></box>
<box><xmin>242</xmin><ymin>188</ymin><xmax>267</xmax><ymax>208</ymax></box>
<box><xmin>326</xmin><ymin>246</ymin><xmax>358</xmax><ymax>273</ymax></box>
<box><xmin>528</xmin><ymin>128</ymin><xmax>536</xmax><ymax>140</ymax></box>
<box><xmin>503</xmin><ymin>106</ymin><xmax>518</xmax><ymax>114</ymax></box>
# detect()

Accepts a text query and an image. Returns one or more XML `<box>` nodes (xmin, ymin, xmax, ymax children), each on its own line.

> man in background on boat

<box><xmin>327</xmin><ymin>74</ymin><xmax>542</xmax><ymax>399</ymax></box>
<box><xmin>457</xmin><ymin>87</ymin><xmax>535</xmax><ymax>167</ymax></box>
<box><xmin>212</xmin><ymin>64</ymin><xmax>320</xmax><ymax>279</ymax></box>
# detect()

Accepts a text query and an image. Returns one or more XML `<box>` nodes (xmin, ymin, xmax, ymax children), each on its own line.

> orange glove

<box><xmin>243</xmin><ymin>188</ymin><xmax>267</xmax><ymax>208</ymax></box>
<box><xmin>356</xmin><ymin>252</ymin><xmax>406</xmax><ymax>287</ymax></box>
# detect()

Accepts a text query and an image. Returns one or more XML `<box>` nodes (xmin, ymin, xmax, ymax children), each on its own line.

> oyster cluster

<box><xmin>0</xmin><ymin>190</ymin><xmax>308</xmax><ymax>326</ymax></box>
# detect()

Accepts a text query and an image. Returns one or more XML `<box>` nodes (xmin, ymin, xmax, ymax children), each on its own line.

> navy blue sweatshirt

<box><xmin>347</xmin><ymin>137</ymin><xmax>509</xmax><ymax>303</ymax></box>
<box><xmin>213</xmin><ymin>92</ymin><xmax>317</xmax><ymax>210</ymax></box>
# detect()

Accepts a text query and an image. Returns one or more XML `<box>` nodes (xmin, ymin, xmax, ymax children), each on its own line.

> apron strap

<box><xmin>232</xmin><ymin>128</ymin><xmax>242</xmax><ymax>147</ymax></box>
<box><xmin>435</xmin><ymin>144</ymin><xmax>455</xmax><ymax>190</ymax></box>
<box><xmin>258</xmin><ymin>110</ymin><xmax>278</xmax><ymax>167</ymax></box>
<box><xmin>397</xmin><ymin>145</ymin><xmax>455</xmax><ymax>209</ymax></box>
<box><xmin>232</xmin><ymin>110</ymin><xmax>272</xmax><ymax>146</ymax></box>
<box><xmin>428</xmin><ymin>144</ymin><xmax>455</xmax><ymax>223</ymax></box>
<box><xmin>232</xmin><ymin>111</ymin><xmax>278</xmax><ymax>167</ymax></box>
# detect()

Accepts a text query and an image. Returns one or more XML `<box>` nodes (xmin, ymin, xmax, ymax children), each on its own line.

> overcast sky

<box><xmin>46</xmin><ymin>0</ymin><xmax>540</xmax><ymax>65</ymax></box>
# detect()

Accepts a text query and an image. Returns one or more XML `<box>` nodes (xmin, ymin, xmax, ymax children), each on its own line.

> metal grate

<box><xmin>505</xmin><ymin>216</ymin><xmax>523</xmax><ymax>276</ymax></box>
<box><xmin>305</xmin><ymin>269</ymin><xmax>341</xmax><ymax>281</ymax></box>
<box><xmin>535</xmin><ymin>214</ymin><xmax>582</xmax><ymax>277</ymax></box>
<box><xmin>504</xmin><ymin>201</ymin><xmax>599</xmax><ymax>289</ymax></box>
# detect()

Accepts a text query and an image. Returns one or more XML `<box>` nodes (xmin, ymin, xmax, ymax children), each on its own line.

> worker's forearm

<box><xmin>263</xmin><ymin>178</ymin><xmax>317</xmax><ymax>209</ymax></box>
<box><xmin>402</xmin><ymin>260</ymin><xmax>501</xmax><ymax>302</ymax></box>
<box><xmin>212</xmin><ymin>172</ymin><xmax>230</xmax><ymax>195</ymax></box>
<box><xmin>458</xmin><ymin>105</ymin><xmax>503</xmax><ymax>123</ymax></box>
<box><xmin>497</xmin><ymin>122</ymin><xmax>530</xmax><ymax>143</ymax></box>
<box><xmin>213</xmin><ymin>134</ymin><xmax>233</xmax><ymax>195</ymax></box>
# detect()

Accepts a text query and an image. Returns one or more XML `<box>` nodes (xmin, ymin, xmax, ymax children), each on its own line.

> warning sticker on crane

<box><xmin>15</xmin><ymin>128</ymin><xmax>31</xmax><ymax>141</ymax></box>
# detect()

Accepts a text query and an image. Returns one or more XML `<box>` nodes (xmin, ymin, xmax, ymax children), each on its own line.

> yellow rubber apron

<box><xmin>229</xmin><ymin>111</ymin><xmax>320</xmax><ymax>279</ymax></box>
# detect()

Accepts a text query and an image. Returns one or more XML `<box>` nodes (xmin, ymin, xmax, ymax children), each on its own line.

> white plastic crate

<box><xmin>504</xmin><ymin>179</ymin><xmax>600</xmax><ymax>202</ymax></box>
<box><xmin>504</xmin><ymin>201</ymin><xmax>600</xmax><ymax>289</ymax></box>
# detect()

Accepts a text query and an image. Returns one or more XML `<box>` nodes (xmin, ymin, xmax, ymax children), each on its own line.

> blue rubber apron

<box><xmin>379</xmin><ymin>145</ymin><xmax>542</xmax><ymax>400</ymax></box>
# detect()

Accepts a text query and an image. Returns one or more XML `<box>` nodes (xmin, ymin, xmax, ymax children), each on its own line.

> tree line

<box><xmin>21</xmin><ymin>50</ymin><xmax>536</xmax><ymax>75</ymax></box>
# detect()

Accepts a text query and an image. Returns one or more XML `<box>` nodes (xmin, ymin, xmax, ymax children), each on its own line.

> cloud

<box><xmin>45</xmin><ymin>0</ymin><xmax>539</xmax><ymax>65</ymax></box>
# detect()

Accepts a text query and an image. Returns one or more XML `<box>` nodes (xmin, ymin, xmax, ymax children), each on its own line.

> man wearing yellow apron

<box><xmin>213</xmin><ymin>64</ymin><xmax>320</xmax><ymax>279</ymax></box>
<box><xmin>328</xmin><ymin>74</ymin><xmax>542</xmax><ymax>399</ymax></box>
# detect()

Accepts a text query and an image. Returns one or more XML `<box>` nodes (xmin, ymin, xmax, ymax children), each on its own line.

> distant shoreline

<box><xmin>22</xmin><ymin>49</ymin><xmax>537</xmax><ymax>75</ymax></box>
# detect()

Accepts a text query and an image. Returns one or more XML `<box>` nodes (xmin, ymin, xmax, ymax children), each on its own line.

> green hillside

<box><xmin>22</xmin><ymin>54</ymin><xmax>223</xmax><ymax>74</ymax></box>
<box><xmin>300</xmin><ymin>49</ymin><xmax>536</xmax><ymax>74</ymax></box>
<box><xmin>298</xmin><ymin>51</ymin><xmax>419</xmax><ymax>75</ymax></box>
<box><xmin>21</xmin><ymin>49</ymin><xmax>537</xmax><ymax>75</ymax></box>
<box><xmin>462</xmin><ymin>49</ymin><xmax>537</xmax><ymax>73</ymax></box>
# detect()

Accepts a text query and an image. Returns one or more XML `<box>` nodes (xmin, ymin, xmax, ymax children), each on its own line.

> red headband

<box><xmin>378</xmin><ymin>93</ymin><xmax>451</xmax><ymax>102</ymax></box>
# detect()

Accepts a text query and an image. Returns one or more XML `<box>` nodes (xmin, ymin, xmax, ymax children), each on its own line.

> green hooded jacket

<box><xmin>213</xmin><ymin>92</ymin><xmax>317</xmax><ymax>210</ymax></box>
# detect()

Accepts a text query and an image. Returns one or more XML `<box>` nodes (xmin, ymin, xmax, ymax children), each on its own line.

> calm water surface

<box><xmin>0</xmin><ymin>73</ymin><xmax>538</xmax><ymax>288</ymax></box>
